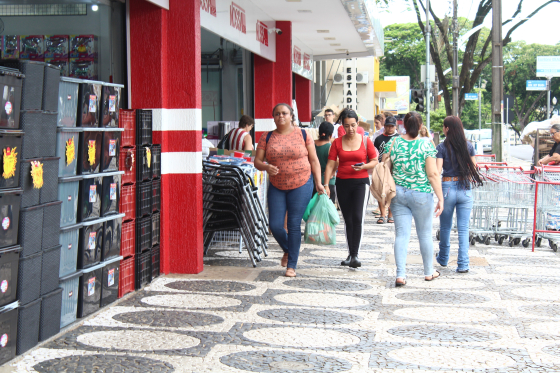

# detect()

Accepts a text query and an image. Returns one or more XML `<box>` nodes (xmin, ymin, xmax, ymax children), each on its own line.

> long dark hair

<box><xmin>404</xmin><ymin>112</ymin><xmax>421</xmax><ymax>138</ymax></box>
<box><xmin>337</xmin><ymin>108</ymin><xmax>359</xmax><ymax>125</ymax></box>
<box><xmin>443</xmin><ymin>116</ymin><xmax>483</xmax><ymax>189</ymax></box>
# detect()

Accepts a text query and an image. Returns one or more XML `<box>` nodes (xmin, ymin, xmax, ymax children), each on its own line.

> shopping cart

<box><xmin>532</xmin><ymin>170</ymin><xmax>560</xmax><ymax>251</ymax></box>
<box><xmin>474</xmin><ymin>154</ymin><xmax>496</xmax><ymax>163</ymax></box>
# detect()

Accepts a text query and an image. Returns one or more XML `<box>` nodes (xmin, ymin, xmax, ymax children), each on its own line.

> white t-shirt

<box><xmin>332</xmin><ymin>123</ymin><xmax>341</xmax><ymax>138</ymax></box>
<box><xmin>371</xmin><ymin>128</ymin><xmax>384</xmax><ymax>141</ymax></box>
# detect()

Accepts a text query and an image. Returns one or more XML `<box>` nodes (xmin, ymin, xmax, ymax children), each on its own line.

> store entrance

<box><xmin>201</xmin><ymin>28</ymin><xmax>254</xmax><ymax>146</ymax></box>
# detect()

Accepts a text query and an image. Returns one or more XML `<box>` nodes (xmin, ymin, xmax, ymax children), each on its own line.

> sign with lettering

<box><xmin>526</xmin><ymin>80</ymin><xmax>548</xmax><ymax>91</ymax></box>
<box><xmin>201</xmin><ymin>0</ymin><xmax>216</xmax><ymax>16</ymax></box>
<box><xmin>291</xmin><ymin>36</ymin><xmax>312</xmax><ymax>80</ymax></box>
<box><xmin>293</xmin><ymin>46</ymin><xmax>302</xmax><ymax>67</ymax></box>
<box><xmin>256</xmin><ymin>21</ymin><xmax>268</xmax><ymax>46</ymax></box>
<box><xmin>230</xmin><ymin>2</ymin><xmax>246</xmax><ymax>34</ymax></box>
<box><xmin>303</xmin><ymin>53</ymin><xmax>312</xmax><ymax>71</ymax></box>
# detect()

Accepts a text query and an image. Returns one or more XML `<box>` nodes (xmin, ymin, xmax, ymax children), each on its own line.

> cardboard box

<box><xmin>45</xmin><ymin>35</ymin><xmax>69</xmax><ymax>59</ymax></box>
<box><xmin>70</xmin><ymin>35</ymin><xmax>97</xmax><ymax>58</ymax></box>
<box><xmin>45</xmin><ymin>58</ymin><xmax>69</xmax><ymax>76</ymax></box>
<box><xmin>69</xmin><ymin>58</ymin><xmax>97</xmax><ymax>80</ymax></box>
<box><xmin>20</xmin><ymin>35</ymin><xmax>44</xmax><ymax>60</ymax></box>
<box><xmin>1</xmin><ymin>36</ymin><xmax>19</xmax><ymax>59</ymax></box>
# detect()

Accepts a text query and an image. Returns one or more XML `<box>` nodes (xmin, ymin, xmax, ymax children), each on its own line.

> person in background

<box><xmin>324</xmin><ymin>109</ymin><xmax>378</xmax><ymax>268</ymax></box>
<box><xmin>229</xmin><ymin>115</ymin><xmax>254</xmax><ymax>151</ymax></box>
<box><xmin>324</xmin><ymin>109</ymin><xmax>340</xmax><ymax>139</ymax></box>
<box><xmin>537</xmin><ymin>124</ymin><xmax>560</xmax><ymax>166</ymax></box>
<box><xmin>436</xmin><ymin>116</ymin><xmax>483</xmax><ymax>273</ymax></box>
<box><xmin>373</xmin><ymin>116</ymin><xmax>400</xmax><ymax>223</ymax></box>
<box><xmin>372</xmin><ymin>114</ymin><xmax>385</xmax><ymax>141</ymax></box>
<box><xmin>314</xmin><ymin>122</ymin><xmax>337</xmax><ymax>204</ymax></box>
<box><xmin>383</xmin><ymin>112</ymin><xmax>444</xmax><ymax>286</ymax></box>
<box><xmin>419</xmin><ymin>125</ymin><xmax>436</xmax><ymax>147</ymax></box>
<box><xmin>254</xmin><ymin>103</ymin><xmax>324</xmax><ymax>278</ymax></box>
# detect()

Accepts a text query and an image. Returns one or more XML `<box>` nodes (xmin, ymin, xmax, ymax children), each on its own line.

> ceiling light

<box><xmin>317</xmin><ymin>30</ymin><xmax>330</xmax><ymax>33</ymax></box>
<box><xmin>297</xmin><ymin>10</ymin><xmax>312</xmax><ymax>13</ymax></box>
<box><xmin>324</xmin><ymin>37</ymin><xmax>335</xmax><ymax>40</ymax></box>
<box><xmin>335</xmin><ymin>49</ymin><xmax>346</xmax><ymax>52</ymax></box>
<box><xmin>91</xmin><ymin>4</ymin><xmax>98</xmax><ymax>11</ymax></box>
<box><xmin>285</xmin><ymin>0</ymin><xmax>302</xmax><ymax>2</ymax></box>
<box><xmin>330</xmin><ymin>43</ymin><xmax>341</xmax><ymax>46</ymax></box>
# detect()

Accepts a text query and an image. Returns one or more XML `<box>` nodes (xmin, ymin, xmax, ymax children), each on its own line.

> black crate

<box><xmin>0</xmin><ymin>304</ymin><xmax>18</xmax><ymax>365</ymax></box>
<box><xmin>0</xmin><ymin>67</ymin><xmax>23</xmax><ymax>129</ymax></box>
<box><xmin>0</xmin><ymin>131</ymin><xmax>23</xmax><ymax>189</ymax></box>
<box><xmin>151</xmin><ymin>212</ymin><xmax>160</xmax><ymax>247</ymax></box>
<box><xmin>78</xmin><ymin>129</ymin><xmax>103</xmax><ymax>174</ymax></box>
<box><xmin>135</xmin><ymin>249</ymin><xmax>151</xmax><ymax>290</ymax></box>
<box><xmin>19</xmin><ymin>160</ymin><xmax>40</xmax><ymax>208</ymax></box>
<box><xmin>152</xmin><ymin>178</ymin><xmax>160</xmax><ymax>213</ymax></box>
<box><xmin>0</xmin><ymin>246</ymin><xmax>21</xmax><ymax>308</ymax></box>
<box><xmin>101</xmin><ymin>257</ymin><xmax>120</xmax><ymax>307</ymax></box>
<box><xmin>42</xmin><ymin>201</ymin><xmax>62</xmax><ymax>249</ymax></box>
<box><xmin>1</xmin><ymin>60</ymin><xmax>44</xmax><ymax>111</ymax></box>
<box><xmin>16</xmin><ymin>298</ymin><xmax>40</xmax><ymax>355</ymax></box>
<box><xmin>135</xmin><ymin>109</ymin><xmax>152</xmax><ymax>145</ymax></box>
<box><xmin>77</xmin><ymin>81</ymin><xmax>102</xmax><ymax>127</ymax></box>
<box><xmin>102</xmin><ymin>215</ymin><xmax>122</xmax><ymax>261</ymax></box>
<box><xmin>40</xmin><ymin>245</ymin><xmax>61</xmax><ymax>296</ymax></box>
<box><xmin>39</xmin><ymin>157</ymin><xmax>60</xmax><ymax>204</ymax></box>
<box><xmin>0</xmin><ymin>189</ymin><xmax>22</xmax><ymax>251</ymax></box>
<box><xmin>17</xmin><ymin>252</ymin><xmax>41</xmax><ymax>306</ymax></box>
<box><xmin>77</xmin><ymin>263</ymin><xmax>102</xmax><ymax>318</ymax></box>
<box><xmin>135</xmin><ymin>216</ymin><xmax>151</xmax><ymax>254</ymax></box>
<box><xmin>78</xmin><ymin>219</ymin><xmax>103</xmax><ymax>269</ymax></box>
<box><xmin>101</xmin><ymin>129</ymin><xmax>122</xmax><ymax>172</ymax></box>
<box><xmin>99</xmin><ymin>84</ymin><xmax>122</xmax><ymax>128</ymax></box>
<box><xmin>58</xmin><ymin>175</ymin><xmax>82</xmax><ymax>228</ymax></box>
<box><xmin>101</xmin><ymin>172</ymin><xmax>122</xmax><ymax>217</ymax></box>
<box><xmin>151</xmin><ymin>245</ymin><xmax>160</xmax><ymax>279</ymax></box>
<box><xmin>42</xmin><ymin>63</ymin><xmax>60</xmax><ymax>112</ymax></box>
<box><xmin>151</xmin><ymin>144</ymin><xmax>161</xmax><ymax>179</ymax></box>
<box><xmin>136</xmin><ymin>180</ymin><xmax>151</xmax><ymax>218</ymax></box>
<box><xmin>20</xmin><ymin>111</ymin><xmax>57</xmax><ymax>159</ymax></box>
<box><xmin>136</xmin><ymin>145</ymin><xmax>151</xmax><ymax>182</ymax></box>
<box><xmin>39</xmin><ymin>287</ymin><xmax>62</xmax><ymax>341</ymax></box>
<box><xmin>78</xmin><ymin>174</ymin><xmax>102</xmax><ymax>222</ymax></box>
<box><xmin>20</xmin><ymin>200</ymin><xmax>61</xmax><ymax>255</ymax></box>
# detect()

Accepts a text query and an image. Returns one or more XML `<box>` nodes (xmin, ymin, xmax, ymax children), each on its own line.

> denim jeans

<box><xmin>390</xmin><ymin>185</ymin><xmax>436</xmax><ymax>279</ymax></box>
<box><xmin>436</xmin><ymin>181</ymin><xmax>473</xmax><ymax>271</ymax></box>
<box><xmin>268</xmin><ymin>176</ymin><xmax>313</xmax><ymax>269</ymax></box>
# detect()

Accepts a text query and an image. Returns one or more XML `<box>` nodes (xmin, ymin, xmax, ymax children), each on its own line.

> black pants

<box><xmin>313</xmin><ymin>183</ymin><xmax>337</xmax><ymax>205</ymax></box>
<box><xmin>335</xmin><ymin>178</ymin><xmax>370</xmax><ymax>257</ymax></box>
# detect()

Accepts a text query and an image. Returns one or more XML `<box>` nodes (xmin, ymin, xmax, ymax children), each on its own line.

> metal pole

<box><xmin>548</xmin><ymin>77</ymin><xmax>552</xmax><ymax>119</ymax></box>
<box><xmin>426</xmin><ymin>0</ymin><xmax>431</xmax><ymax>131</ymax></box>
<box><xmin>478</xmin><ymin>83</ymin><xmax>482</xmax><ymax>131</ymax></box>
<box><xmin>491</xmin><ymin>0</ymin><xmax>503</xmax><ymax>161</ymax></box>
<box><xmin>452</xmin><ymin>0</ymin><xmax>459</xmax><ymax>117</ymax></box>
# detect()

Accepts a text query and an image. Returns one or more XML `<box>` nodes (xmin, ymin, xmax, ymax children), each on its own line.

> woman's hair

<box><xmin>318</xmin><ymin>121</ymin><xmax>334</xmax><ymax>141</ymax></box>
<box><xmin>238</xmin><ymin>115</ymin><xmax>254</xmax><ymax>129</ymax></box>
<box><xmin>272</xmin><ymin>103</ymin><xmax>294</xmax><ymax>120</ymax></box>
<box><xmin>375</xmin><ymin>114</ymin><xmax>384</xmax><ymax>122</ymax></box>
<box><xmin>443</xmin><ymin>116</ymin><xmax>483</xmax><ymax>189</ymax></box>
<box><xmin>338</xmin><ymin>108</ymin><xmax>359</xmax><ymax>125</ymax></box>
<box><xmin>404</xmin><ymin>111</ymin><xmax>422</xmax><ymax>138</ymax></box>
<box><xmin>419</xmin><ymin>126</ymin><xmax>429</xmax><ymax>137</ymax></box>
<box><xmin>552</xmin><ymin>124</ymin><xmax>560</xmax><ymax>132</ymax></box>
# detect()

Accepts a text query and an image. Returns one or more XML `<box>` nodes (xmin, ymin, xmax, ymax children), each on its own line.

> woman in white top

<box><xmin>229</xmin><ymin>115</ymin><xmax>254</xmax><ymax>151</ymax></box>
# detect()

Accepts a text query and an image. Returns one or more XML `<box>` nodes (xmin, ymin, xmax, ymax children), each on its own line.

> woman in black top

<box><xmin>538</xmin><ymin>124</ymin><xmax>560</xmax><ymax>166</ymax></box>
<box><xmin>435</xmin><ymin>116</ymin><xmax>482</xmax><ymax>273</ymax></box>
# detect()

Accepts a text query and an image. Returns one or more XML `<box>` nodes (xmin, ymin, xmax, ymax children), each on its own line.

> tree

<box><xmin>410</xmin><ymin>0</ymin><xmax>560</xmax><ymax>117</ymax></box>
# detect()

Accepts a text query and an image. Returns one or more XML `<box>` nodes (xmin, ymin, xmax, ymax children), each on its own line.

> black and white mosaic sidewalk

<box><xmin>7</xmin><ymin>212</ymin><xmax>560</xmax><ymax>372</ymax></box>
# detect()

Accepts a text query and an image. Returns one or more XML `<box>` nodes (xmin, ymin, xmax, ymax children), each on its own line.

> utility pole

<box><xmin>547</xmin><ymin>77</ymin><xmax>552</xmax><ymax>119</ymax></box>
<box><xmin>478</xmin><ymin>76</ymin><xmax>482</xmax><ymax>132</ymax></box>
<box><xmin>452</xmin><ymin>0</ymin><xmax>459</xmax><ymax>117</ymax></box>
<box><xmin>425</xmin><ymin>0</ymin><xmax>431</xmax><ymax>131</ymax></box>
<box><xmin>491</xmin><ymin>0</ymin><xmax>503</xmax><ymax>161</ymax></box>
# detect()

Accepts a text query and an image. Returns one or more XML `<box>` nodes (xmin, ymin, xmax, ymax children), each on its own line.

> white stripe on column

<box><xmin>161</xmin><ymin>152</ymin><xmax>202</xmax><ymax>174</ymax></box>
<box><xmin>255</xmin><ymin>118</ymin><xmax>276</xmax><ymax>132</ymax></box>
<box><xmin>152</xmin><ymin>108</ymin><xmax>202</xmax><ymax>131</ymax></box>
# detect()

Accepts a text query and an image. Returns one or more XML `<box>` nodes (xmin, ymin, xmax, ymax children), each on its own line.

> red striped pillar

<box><xmin>294</xmin><ymin>74</ymin><xmax>312</xmax><ymax>126</ymax></box>
<box><xmin>253</xmin><ymin>21</ymin><xmax>292</xmax><ymax>143</ymax></box>
<box><xmin>129</xmin><ymin>0</ymin><xmax>203</xmax><ymax>274</ymax></box>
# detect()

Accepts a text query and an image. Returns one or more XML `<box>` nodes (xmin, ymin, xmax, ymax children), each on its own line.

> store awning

<box><xmin>250</xmin><ymin>0</ymin><xmax>384</xmax><ymax>60</ymax></box>
<box><xmin>374</xmin><ymin>80</ymin><xmax>397</xmax><ymax>98</ymax></box>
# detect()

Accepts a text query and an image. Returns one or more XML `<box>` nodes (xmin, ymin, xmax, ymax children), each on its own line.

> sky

<box><xmin>379</xmin><ymin>0</ymin><xmax>560</xmax><ymax>46</ymax></box>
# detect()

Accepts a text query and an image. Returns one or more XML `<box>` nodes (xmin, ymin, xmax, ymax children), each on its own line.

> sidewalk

<box><xmin>5</xmin><ymin>212</ymin><xmax>560</xmax><ymax>372</ymax></box>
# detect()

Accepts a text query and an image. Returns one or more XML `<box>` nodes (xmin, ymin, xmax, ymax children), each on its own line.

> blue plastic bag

<box><xmin>304</xmin><ymin>194</ymin><xmax>340</xmax><ymax>245</ymax></box>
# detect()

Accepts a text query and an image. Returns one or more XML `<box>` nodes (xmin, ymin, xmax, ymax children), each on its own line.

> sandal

<box><xmin>377</xmin><ymin>216</ymin><xmax>387</xmax><ymax>224</ymax></box>
<box><xmin>285</xmin><ymin>268</ymin><xmax>296</xmax><ymax>277</ymax></box>
<box><xmin>395</xmin><ymin>278</ymin><xmax>406</xmax><ymax>287</ymax></box>
<box><xmin>387</xmin><ymin>217</ymin><xmax>394</xmax><ymax>223</ymax></box>
<box><xmin>425</xmin><ymin>270</ymin><xmax>441</xmax><ymax>281</ymax></box>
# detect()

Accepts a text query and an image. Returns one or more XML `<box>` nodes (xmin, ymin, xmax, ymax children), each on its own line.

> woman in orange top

<box><xmin>255</xmin><ymin>103</ymin><xmax>324</xmax><ymax>277</ymax></box>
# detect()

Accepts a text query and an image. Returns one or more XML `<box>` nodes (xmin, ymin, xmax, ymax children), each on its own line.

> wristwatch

<box><xmin>323</xmin><ymin>184</ymin><xmax>329</xmax><ymax>188</ymax></box>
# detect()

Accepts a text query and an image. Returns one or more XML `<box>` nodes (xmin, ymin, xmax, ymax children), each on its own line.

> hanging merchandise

<box><xmin>2</xmin><ymin>147</ymin><xmax>17</xmax><ymax>180</ymax></box>
<box><xmin>30</xmin><ymin>161</ymin><xmax>43</xmax><ymax>189</ymax></box>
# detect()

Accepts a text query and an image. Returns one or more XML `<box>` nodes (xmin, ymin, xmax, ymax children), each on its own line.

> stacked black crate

<box><xmin>151</xmin><ymin>144</ymin><xmax>161</xmax><ymax>279</ymax></box>
<box><xmin>5</xmin><ymin>61</ymin><xmax>63</xmax><ymax>356</ymax></box>
<box><xmin>135</xmin><ymin>110</ymin><xmax>153</xmax><ymax>289</ymax></box>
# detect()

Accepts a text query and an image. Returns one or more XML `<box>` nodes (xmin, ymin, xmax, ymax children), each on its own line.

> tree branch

<box><xmin>503</xmin><ymin>1</ymin><xmax>560</xmax><ymax>46</ymax></box>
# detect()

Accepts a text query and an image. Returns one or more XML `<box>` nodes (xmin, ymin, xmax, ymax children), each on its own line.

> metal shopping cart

<box><xmin>532</xmin><ymin>167</ymin><xmax>560</xmax><ymax>251</ymax></box>
<box><xmin>474</xmin><ymin>154</ymin><xmax>496</xmax><ymax>163</ymax></box>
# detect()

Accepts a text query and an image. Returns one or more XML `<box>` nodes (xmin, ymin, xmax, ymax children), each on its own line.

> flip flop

<box><xmin>425</xmin><ymin>270</ymin><xmax>441</xmax><ymax>281</ymax></box>
<box><xmin>387</xmin><ymin>218</ymin><xmax>394</xmax><ymax>223</ymax></box>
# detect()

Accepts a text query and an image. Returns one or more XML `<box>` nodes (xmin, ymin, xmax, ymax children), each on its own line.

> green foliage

<box><xmin>381</xmin><ymin>23</ymin><xmax>425</xmax><ymax>87</ymax></box>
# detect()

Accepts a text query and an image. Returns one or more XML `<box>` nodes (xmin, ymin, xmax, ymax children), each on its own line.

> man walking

<box><xmin>324</xmin><ymin>108</ymin><xmax>341</xmax><ymax>139</ymax></box>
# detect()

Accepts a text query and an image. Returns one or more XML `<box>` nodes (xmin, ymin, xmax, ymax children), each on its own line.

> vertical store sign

<box><xmin>201</xmin><ymin>0</ymin><xmax>216</xmax><ymax>16</ymax></box>
<box><xmin>293</xmin><ymin>46</ymin><xmax>302</xmax><ymax>67</ymax></box>
<box><xmin>344</xmin><ymin>59</ymin><xmax>357</xmax><ymax>110</ymax></box>
<box><xmin>291</xmin><ymin>36</ymin><xmax>313</xmax><ymax>80</ymax></box>
<box><xmin>256</xmin><ymin>21</ymin><xmax>268</xmax><ymax>46</ymax></box>
<box><xmin>230</xmin><ymin>2</ymin><xmax>246</xmax><ymax>34</ymax></box>
<box><xmin>303</xmin><ymin>53</ymin><xmax>312</xmax><ymax>72</ymax></box>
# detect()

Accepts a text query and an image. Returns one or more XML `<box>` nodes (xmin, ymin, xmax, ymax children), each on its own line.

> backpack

<box><xmin>370</xmin><ymin>140</ymin><xmax>396</xmax><ymax>209</ymax></box>
<box><xmin>266</xmin><ymin>127</ymin><xmax>307</xmax><ymax>144</ymax></box>
<box><xmin>217</xmin><ymin>130</ymin><xmax>232</xmax><ymax>150</ymax></box>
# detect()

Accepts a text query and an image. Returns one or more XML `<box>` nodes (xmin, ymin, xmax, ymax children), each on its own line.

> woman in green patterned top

<box><xmin>382</xmin><ymin>112</ymin><xmax>444</xmax><ymax>287</ymax></box>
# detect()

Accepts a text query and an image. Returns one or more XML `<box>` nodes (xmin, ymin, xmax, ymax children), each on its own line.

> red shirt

<box><xmin>328</xmin><ymin>136</ymin><xmax>377</xmax><ymax>179</ymax></box>
<box><xmin>338</xmin><ymin>125</ymin><xmax>365</xmax><ymax>138</ymax></box>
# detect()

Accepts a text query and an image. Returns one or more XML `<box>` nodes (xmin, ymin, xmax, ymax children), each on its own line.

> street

<box><xmin>5</xmin><ymin>211</ymin><xmax>560</xmax><ymax>372</ymax></box>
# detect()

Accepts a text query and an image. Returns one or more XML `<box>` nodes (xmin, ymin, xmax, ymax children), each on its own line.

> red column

<box><xmin>129</xmin><ymin>0</ymin><xmax>203</xmax><ymax>274</ymax></box>
<box><xmin>294</xmin><ymin>74</ymin><xmax>312</xmax><ymax>125</ymax></box>
<box><xmin>253</xmin><ymin>21</ymin><xmax>293</xmax><ymax>143</ymax></box>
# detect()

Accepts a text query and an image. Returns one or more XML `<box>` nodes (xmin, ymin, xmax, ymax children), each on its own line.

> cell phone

<box><xmin>354</xmin><ymin>163</ymin><xmax>364</xmax><ymax>167</ymax></box>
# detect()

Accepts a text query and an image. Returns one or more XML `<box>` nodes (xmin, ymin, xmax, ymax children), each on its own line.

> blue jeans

<box><xmin>268</xmin><ymin>176</ymin><xmax>313</xmax><ymax>269</ymax></box>
<box><xmin>437</xmin><ymin>181</ymin><xmax>473</xmax><ymax>271</ymax></box>
<box><xmin>390</xmin><ymin>185</ymin><xmax>436</xmax><ymax>279</ymax></box>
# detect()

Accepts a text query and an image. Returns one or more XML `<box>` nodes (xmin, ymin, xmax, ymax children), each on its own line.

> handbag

<box><xmin>370</xmin><ymin>139</ymin><xmax>397</xmax><ymax>208</ymax></box>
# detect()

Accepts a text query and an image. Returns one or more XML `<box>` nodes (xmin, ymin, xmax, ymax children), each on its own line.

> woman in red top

<box><xmin>324</xmin><ymin>109</ymin><xmax>378</xmax><ymax>268</ymax></box>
